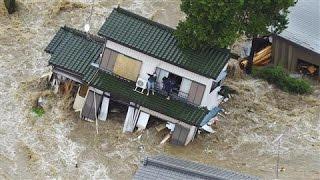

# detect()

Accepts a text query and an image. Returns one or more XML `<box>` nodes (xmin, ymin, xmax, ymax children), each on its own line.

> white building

<box><xmin>45</xmin><ymin>7</ymin><xmax>230</xmax><ymax>146</ymax></box>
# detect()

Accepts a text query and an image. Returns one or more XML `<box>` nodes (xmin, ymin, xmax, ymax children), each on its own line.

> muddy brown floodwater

<box><xmin>0</xmin><ymin>0</ymin><xmax>319</xmax><ymax>179</ymax></box>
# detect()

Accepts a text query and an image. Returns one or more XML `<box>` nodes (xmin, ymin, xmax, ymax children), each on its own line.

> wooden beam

<box><xmin>139</xmin><ymin>107</ymin><xmax>193</xmax><ymax>129</ymax></box>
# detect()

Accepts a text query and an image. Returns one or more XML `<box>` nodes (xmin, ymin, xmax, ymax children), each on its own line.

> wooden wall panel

<box><xmin>113</xmin><ymin>54</ymin><xmax>142</xmax><ymax>81</ymax></box>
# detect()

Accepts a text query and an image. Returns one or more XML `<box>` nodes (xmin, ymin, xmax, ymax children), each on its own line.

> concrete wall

<box><xmin>272</xmin><ymin>36</ymin><xmax>320</xmax><ymax>75</ymax></box>
<box><xmin>106</xmin><ymin>40</ymin><xmax>222</xmax><ymax>109</ymax></box>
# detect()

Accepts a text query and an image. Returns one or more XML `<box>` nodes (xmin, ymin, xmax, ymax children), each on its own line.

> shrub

<box><xmin>252</xmin><ymin>66</ymin><xmax>312</xmax><ymax>94</ymax></box>
<box><xmin>32</xmin><ymin>107</ymin><xmax>45</xmax><ymax>117</ymax></box>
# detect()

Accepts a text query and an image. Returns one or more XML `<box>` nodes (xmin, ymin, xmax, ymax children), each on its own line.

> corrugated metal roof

<box><xmin>98</xmin><ymin>7</ymin><xmax>230</xmax><ymax>79</ymax></box>
<box><xmin>45</xmin><ymin>26</ymin><xmax>104</xmax><ymax>81</ymax></box>
<box><xmin>279</xmin><ymin>0</ymin><xmax>320</xmax><ymax>54</ymax></box>
<box><xmin>134</xmin><ymin>155</ymin><xmax>260</xmax><ymax>180</ymax></box>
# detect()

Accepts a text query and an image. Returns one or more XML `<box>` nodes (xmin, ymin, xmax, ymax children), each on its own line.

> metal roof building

<box><xmin>278</xmin><ymin>0</ymin><xmax>320</xmax><ymax>54</ymax></box>
<box><xmin>272</xmin><ymin>0</ymin><xmax>320</xmax><ymax>76</ymax></box>
<box><xmin>134</xmin><ymin>155</ymin><xmax>260</xmax><ymax>180</ymax></box>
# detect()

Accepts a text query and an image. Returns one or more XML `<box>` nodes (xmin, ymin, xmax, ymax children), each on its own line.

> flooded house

<box><xmin>45</xmin><ymin>7</ymin><xmax>230</xmax><ymax>146</ymax></box>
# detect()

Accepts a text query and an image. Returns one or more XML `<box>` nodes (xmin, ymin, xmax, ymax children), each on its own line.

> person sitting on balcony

<box><xmin>147</xmin><ymin>72</ymin><xmax>157</xmax><ymax>96</ymax></box>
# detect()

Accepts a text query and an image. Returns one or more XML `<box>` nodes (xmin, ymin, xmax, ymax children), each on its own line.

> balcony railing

<box><xmin>94</xmin><ymin>67</ymin><xmax>199</xmax><ymax>107</ymax></box>
<box><xmin>154</xmin><ymin>82</ymin><xmax>198</xmax><ymax>107</ymax></box>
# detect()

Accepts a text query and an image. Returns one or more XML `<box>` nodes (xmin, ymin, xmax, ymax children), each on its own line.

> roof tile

<box><xmin>98</xmin><ymin>7</ymin><xmax>230</xmax><ymax>79</ymax></box>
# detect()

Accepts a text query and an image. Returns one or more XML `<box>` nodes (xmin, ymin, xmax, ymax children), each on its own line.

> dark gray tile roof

<box><xmin>134</xmin><ymin>155</ymin><xmax>260</xmax><ymax>180</ymax></box>
<box><xmin>279</xmin><ymin>0</ymin><xmax>320</xmax><ymax>54</ymax></box>
<box><xmin>98</xmin><ymin>7</ymin><xmax>230</xmax><ymax>79</ymax></box>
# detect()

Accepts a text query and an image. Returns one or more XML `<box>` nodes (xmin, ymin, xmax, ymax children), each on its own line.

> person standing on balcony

<box><xmin>163</xmin><ymin>76</ymin><xmax>175</xmax><ymax>100</ymax></box>
<box><xmin>147</xmin><ymin>72</ymin><xmax>157</xmax><ymax>96</ymax></box>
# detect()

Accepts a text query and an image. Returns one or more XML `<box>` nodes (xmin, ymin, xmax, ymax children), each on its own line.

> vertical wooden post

<box><xmin>93</xmin><ymin>91</ymin><xmax>99</xmax><ymax>134</ymax></box>
<box><xmin>246</xmin><ymin>37</ymin><xmax>257</xmax><ymax>74</ymax></box>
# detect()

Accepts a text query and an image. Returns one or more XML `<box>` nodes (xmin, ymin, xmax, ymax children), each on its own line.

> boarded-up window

<box><xmin>113</xmin><ymin>54</ymin><xmax>142</xmax><ymax>81</ymax></box>
<box><xmin>187</xmin><ymin>82</ymin><xmax>205</xmax><ymax>105</ymax></box>
<box><xmin>171</xmin><ymin>124</ymin><xmax>189</xmax><ymax>146</ymax></box>
<box><xmin>81</xmin><ymin>90</ymin><xmax>102</xmax><ymax>121</ymax></box>
<box><xmin>100</xmin><ymin>48</ymin><xmax>118</xmax><ymax>72</ymax></box>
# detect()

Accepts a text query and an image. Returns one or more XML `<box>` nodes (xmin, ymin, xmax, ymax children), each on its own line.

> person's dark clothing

<box><xmin>147</xmin><ymin>73</ymin><xmax>157</xmax><ymax>83</ymax></box>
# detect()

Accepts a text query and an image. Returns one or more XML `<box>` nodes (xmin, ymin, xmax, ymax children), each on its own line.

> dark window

<box><xmin>210</xmin><ymin>80</ymin><xmax>221</xmax><ymax>92</ymax></box>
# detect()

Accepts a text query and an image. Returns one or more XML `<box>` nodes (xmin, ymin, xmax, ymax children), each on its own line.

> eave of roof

<box><xmin>98</xmin><ymin>7</ymin><xmax>230</xmax><ymax>79</ymax></box>
<box><xmin>44</xmin><ymin>26</ymin><xmax>209</xmax><ymax>126</ymax></box>
<box><xmin>278</xmin><ymin>0</ymin><xmax>320</xmax><ymax>54</ymax></box>
<box><xmin>45</xmin><ymin>26</ymin><xmax>105</xmax><ymax>80</ymax></box>
<box><xmin>134</xmin><ymin>155</ymin><xmax>260</xmax><ymax>180</ymax></box>
<box><xmin>91</xmin><ymin>71</ymin><xmax>208</xmax><ymax>126</ymax></box>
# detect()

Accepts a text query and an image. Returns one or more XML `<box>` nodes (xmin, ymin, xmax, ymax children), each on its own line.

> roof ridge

<box><xmin>115</xmin><ymin>7</ymin><xmax>175</xmax><ymax>33</ymax></box>
<box><xmin>145</xmin><ymin>155</ymin><xmax>259</xmax><ymax>179</ymax></box>
<box><xmin>62</xmin><ymin>25</ymin><xmax>105</xmax><ymax>43</ymax></box>
<box><xmin>113</xmin><ymin>7</ymin><xmax>230</xmax><ymax>55</ymax></box>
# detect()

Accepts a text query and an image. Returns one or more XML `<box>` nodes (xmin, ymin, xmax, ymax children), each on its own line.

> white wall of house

<box><xmin>205</xmin><ymin>86</ymin><xmax>223</xmax><ymax>110</ymax></box>
<box><xmin>203</xmin><ymin>63</ymin><xmax>228</xmax><ymax>109</ymax></box>
<box><xmin>106</xmin><ymin>40</ymin><xmax>223</xmax><ymax>109</ymax></box>
<box><xmin>214</xmin><ymin>63</ymin><xmax>228</xmax><ymax>83</ymax></box>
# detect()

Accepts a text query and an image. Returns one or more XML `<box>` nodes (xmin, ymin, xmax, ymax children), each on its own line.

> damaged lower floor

<box><xmin>51</xmin><ymin>71</ymin><xmax>222</xmax><ymax>146</ymax></box>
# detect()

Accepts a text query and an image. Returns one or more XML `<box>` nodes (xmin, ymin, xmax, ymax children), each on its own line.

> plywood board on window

<box><xmin>113</xmin><ymin>54</ymin><xmax>142</xmax><ymax>81</ymax></box>
<box><xmin>101</xmin><ymin>49</ymin><xmax>118</xmax><ymax>72</ymax></box>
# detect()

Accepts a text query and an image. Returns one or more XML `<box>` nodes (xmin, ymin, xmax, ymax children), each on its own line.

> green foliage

<box><xmin>175</xmin><ymin>0</ymin><xmax>296</xmax><ymax>49</ymax></box>
<box><xmin>32</xmin><ymin>107</ymin><xmax>45</xmax><ymax>117</ymax></box>
<box><xmin>252</xmin><ymin>66</ymin><xmax>313</xmax><ymax>94</ymax></box>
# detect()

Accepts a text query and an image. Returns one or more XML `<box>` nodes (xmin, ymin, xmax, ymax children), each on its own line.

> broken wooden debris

<box><xmin>219</xmin><ymin>86</ymin><xmax>237</xmax><ymax>98</ymax></box>
<box><xmin>240</xmin><ymin>45</ymin><xmax>271</xmax><ymax>68</ymax></box>
<box><xmin>296</xmin><ymin>60</ymin><xmax>319</xmax><ymax>76</ymax></box>
<box><xmin>160</xmin><ymin>133</ymin><xmax>171</xmax><ymax>145</ymax></box>
<box><xmin>155</xmin><ymin>123</ymin><xmax>166</xmax><ymax>132</ymax></box>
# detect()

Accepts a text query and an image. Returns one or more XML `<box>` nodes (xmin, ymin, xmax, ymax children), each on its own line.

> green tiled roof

<box><xmin>45</xmin><ymin>26</ymin><xmax>105</xmax><ymax>81</ymax></box>
<box><xmin>45</xmin><ymin>26</ymin><xmax>210</xmax><ymax>126</ymax></box>
<box><xmin>98</xmin><ymin>7</ymin><xmax>230</xmax><ymax>79</ymax></box>
<box><xmin>91</xmin><ymin>71</ymin><xmax>208</xmax><ymax>126</ymax></box>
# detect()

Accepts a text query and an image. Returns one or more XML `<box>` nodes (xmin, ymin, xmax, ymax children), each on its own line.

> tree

<box><xmin>175</xmin><ymin>0</ymin><xmax>296</xmax><ymax>49</ymax></box>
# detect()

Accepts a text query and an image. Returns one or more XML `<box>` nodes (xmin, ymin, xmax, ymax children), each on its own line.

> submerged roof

<box><xmin>134</xmin><ymin>155</ymin><xmax>259</xmax><ymax>180</ymax></box>
<box><xmin>45</xmin><ymin>26</ymin><xmax>104</xmax><ymax>81</ymax></box>
<box><xmin>278</xmin><ymin>0</ymin><xmax>320</xmax><ymax>54</ymax></box>
<box><xmin>91</xmin><ymin>71</ymin><xmax>208</xmax><ymax>126</ymax></box>
<box><xmin>98</xmin><ymin>7</ymin><xmax>230</xmax><ymax>79</ymax></box>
